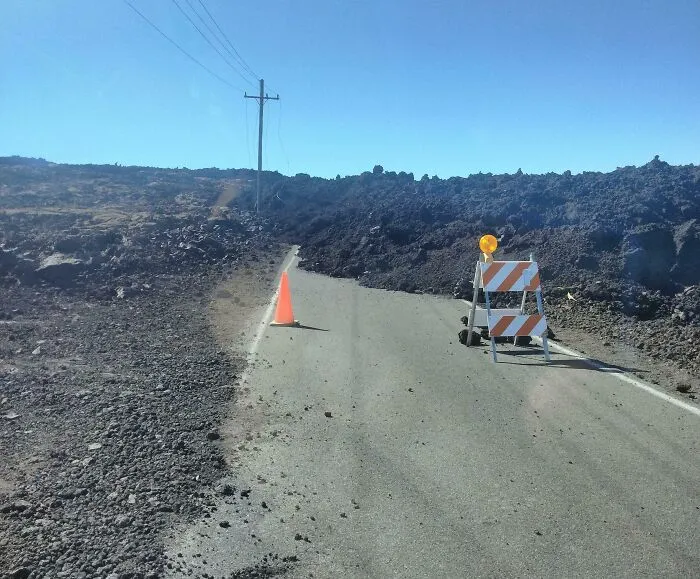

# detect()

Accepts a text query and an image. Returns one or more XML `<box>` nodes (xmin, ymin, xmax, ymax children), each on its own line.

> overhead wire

<box><xmin>123</xmin><ymin>0</ymin><xmax>244</xmax><ymax>91</ymax></box>
<box><xmin>277</xmin><ymin>100</ymin><xmax>291</xmax><ymax>174</ymax></box>
<box><xmin>196</xmin><ymin>0</ymin><xmax>259</xmax><ymax>82</ymax></box>
<box><xmin>184</xmin><ymin>0</ymin><xmax>258</xmax><ymax>86</ymax></box>
<box><xmin>125</xmin><ymin>0</ymin><xmax>278</xmax><ymax>173</ymax></box>
<box><xmin>170</xmin><ymin>0</ymin><xmax>256</xmax><ymax>89</ymax></box>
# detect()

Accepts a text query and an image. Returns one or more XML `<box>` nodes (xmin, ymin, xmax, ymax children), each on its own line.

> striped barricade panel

<box><xmin>487</xmin><ymin>313</ymin><xmax>547</xmax><ymax>337</ymax></box>
<box><xmin>480</xmin><ymin>261</ymin><xmax>541</xmax><ymax>292</ymax></box>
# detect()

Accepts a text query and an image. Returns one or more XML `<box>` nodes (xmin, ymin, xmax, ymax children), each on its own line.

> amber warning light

<box><xmin>479</xmin><ymin>234</ymin><xmax>498</xmax><ymax>261</ymax></box>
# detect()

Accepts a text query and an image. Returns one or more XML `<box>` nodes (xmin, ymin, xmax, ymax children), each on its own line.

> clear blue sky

<box><xmin>1</xmin><ymin>0</ymin><xmax>698</xmax><ymax>178</ymax></box>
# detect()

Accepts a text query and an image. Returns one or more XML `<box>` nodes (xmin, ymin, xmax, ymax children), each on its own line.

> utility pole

<box><xmin>245</xmin><ymin>79</ymin><xmax>279</xmax><ymax>214</ymax></box>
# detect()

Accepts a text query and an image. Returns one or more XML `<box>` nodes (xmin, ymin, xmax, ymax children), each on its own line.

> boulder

<box><xmin>622</xmin><ymin>225</ymin><xmax>675</xmax><ymax>290</ymax></box>
<box><xmin>671</xmin><ymin>220</ymin><xmax>700</xmax><ymax>286</ymax></box>
<box><xmin>15</xmin><ymin>257</ymin><xmax>38</xmax><ymax>284</ymax></box>
<box><xmin>53</xmin><ymin>236</ymin><xmax>84</xmax><ymax>254</ymax></box>
<box><xmin>0</xmin><ymin>248</ymin><xmax>18</xmax><ymax>272</ymax></box>
<box><xmin>586</xmin><ymin>225</ymin><xmax>623</xmax><ymax>251</ymax></box>
<box><xmin>35</xmin><ymin>253</ymin><xmax>85</xmax><ymax>286</ymax></box>
<box><xmin>575</xmin><ymin>254</ymin><xmax>598</xmax><ymax>270</ymax></box>
<box><xmin>1</xmin><ymin>249</ymin><xmax>38</xmax><ymax>284</ymax></box>
<box><xmin>458</xmin><ymin>329</ymin><xmax>481</xmax><ymax>346</ymax></box>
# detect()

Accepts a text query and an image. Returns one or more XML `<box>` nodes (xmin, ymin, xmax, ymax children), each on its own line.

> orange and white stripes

<box><xmin>467</xmin><ymin>256</ymin><xmax>550</xmax><ymax>361</ymax></box>
<box><xmin>487</xmin><ymin>313</ymin><xmax>547</xmax><ymax>337</ymax></box>
<box><xmin>480</xmin><ymin>261</ymin><xmax>541</xmax><ymax>292</ymax></box>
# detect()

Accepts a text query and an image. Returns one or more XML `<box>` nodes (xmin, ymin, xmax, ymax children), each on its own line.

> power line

<box><xmin>184</xmin><ymin>0</ymin><xmax>258</xmax><ymax>85</ymax></box>
<box><xmin>196</xmin><ymin>0</ymin><xmax>259</xmax><ymax>81</ymax></box>
<box><xmin>123</xmin><ymin>0</ymin><xmax>243</xmax><ymax>91</ymax></box>
<box><xmin>264</xmin><ymin>80</ymin><xmax>280</xmax><ymax>96</ymax></box>
<box><xmin>170</xmin><ymin>0</ymin><xmax>256</xmax><ymax>89</ymax></box>
<box><xmin>277</xmin><ymin>99</ymin><xmax>291</xmax><ymax>174</ymax></box>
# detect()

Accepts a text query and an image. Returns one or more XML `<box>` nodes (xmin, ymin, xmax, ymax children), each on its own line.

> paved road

<box><xmin>167</xmin><ymin>259</ymin><xmax>700</xmax><ymax>578</ymax></box>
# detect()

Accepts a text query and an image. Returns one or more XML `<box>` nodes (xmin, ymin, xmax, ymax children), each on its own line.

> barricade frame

<box><xmin>466</xmin><ymin>253</ymin><xmax>550</xmax><ymax>363</ymax></box>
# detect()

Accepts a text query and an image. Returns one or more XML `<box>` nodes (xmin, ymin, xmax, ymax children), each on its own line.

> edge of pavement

<box><xmin>238</xmin><ymin>245</ymin><xmax>299</xmax><ymax>387</ymax></box>
<box><xmin>461</xmin><ymin>299</ymin><xmax>700</xmax><ymax>418</ymax></box>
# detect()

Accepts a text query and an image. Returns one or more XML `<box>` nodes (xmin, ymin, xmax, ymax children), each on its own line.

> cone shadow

<box><xmin>295</xmin><ymin>324</ymin><xmax>329</xmax><ymax>332</ymax></box>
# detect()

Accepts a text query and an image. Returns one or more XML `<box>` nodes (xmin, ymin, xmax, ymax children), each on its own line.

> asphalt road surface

<box><xmin>167</xmin><ymin>258</ymin><xmax>700</xmax><ymax>578</ymax></box>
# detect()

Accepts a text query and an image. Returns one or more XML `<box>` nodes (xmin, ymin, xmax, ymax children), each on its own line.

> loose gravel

<box><xmin>0</xmin><ymin>265</ymin><xmax>274</xmax><ymax>578</ymax></box>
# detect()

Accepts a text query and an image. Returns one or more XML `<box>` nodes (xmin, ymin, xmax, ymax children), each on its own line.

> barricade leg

<box><xmin>466</xmin><ymin>263</ymin><xmax>481</xmax><ymax>348</ymax></box>
<box><xmin>515</xmin><ymin>289</ymin><xmax>527</xmax><ymax>346</ymax></box>
<box><xmin>542</xmin><ymin>336</ymin><xmax>551</xmax><ymax>362</ymax></box>
<box><xmin>485</xmin><ymin>288</ymin><xmax>498</xmax><ymax>362</ymax></box>
<box><xmin>535</xmin><ymin>290</ymin><xmax>550</xmax><ymax>362</ymax></box>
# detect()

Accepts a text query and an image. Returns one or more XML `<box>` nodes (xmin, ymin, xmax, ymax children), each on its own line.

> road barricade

<box><xmin>466</xmin><ymin>244</ymin><xmax>550</xmax><ymax>362</ymax></box>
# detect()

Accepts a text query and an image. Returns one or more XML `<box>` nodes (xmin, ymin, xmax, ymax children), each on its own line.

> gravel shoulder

<box><xmin>0</xmin><ymin>250</ymin><xmax>284</xmax><ymax>578</ymax></box>
<box><xmin>548</xmin><ymin>324</ymin><xmax>699</xmax><ymax>397</ymax></box>
<box><xmin>545</xmin><ymin>301</ymin><xmax>700</xmax><ymax>399</ymax></box>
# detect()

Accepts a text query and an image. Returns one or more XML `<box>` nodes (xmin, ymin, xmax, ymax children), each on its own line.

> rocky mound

<box><xmin>0</xmin><ymin>160</ymin><xmax>276</xmax><ymax>297</ymax></box>
<box><xmin>253</xmin><ymin>158</ymin><xmax>699</xmax><ymax>293</ymax></box>
<box><xmin>244</xmin><ymin>158</ymin><xmax>700</xmax><ymax>377</ymax></box>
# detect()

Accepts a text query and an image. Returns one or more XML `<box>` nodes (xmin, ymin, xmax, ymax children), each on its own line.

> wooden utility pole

<box><xmin>245</xmin><ymin>79</ymin><xmax>279</xmax><ymax>214</ymax></box>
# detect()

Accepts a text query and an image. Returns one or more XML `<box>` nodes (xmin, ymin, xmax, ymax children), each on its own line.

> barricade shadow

<box><xmin>495</xmin><ymin>348</ymin><xmax>648</xmax><ymax>374</ymax></box>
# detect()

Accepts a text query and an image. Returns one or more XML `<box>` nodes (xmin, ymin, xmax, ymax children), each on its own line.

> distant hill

<box><xmin>2</xmin><ymin>154</ymin><xmax>699</xmax><ymax>324</ymax></box>
<box><xmin>0</xmin><ymin>155</ymin><xmax>51</xmax><ymax>166</ymax></box>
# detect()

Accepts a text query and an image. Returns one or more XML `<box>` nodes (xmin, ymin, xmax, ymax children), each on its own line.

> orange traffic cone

<box><xmin>270</xmin><ymin>272</ymin><xmax>298</xmax><ymax>327</ymax></box>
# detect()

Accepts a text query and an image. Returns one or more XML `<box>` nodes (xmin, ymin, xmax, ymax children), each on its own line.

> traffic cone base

<box><xmin>270</xmin><ymin>272</ymin><xmax>298</xmax><ymax>327</ymax></box>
